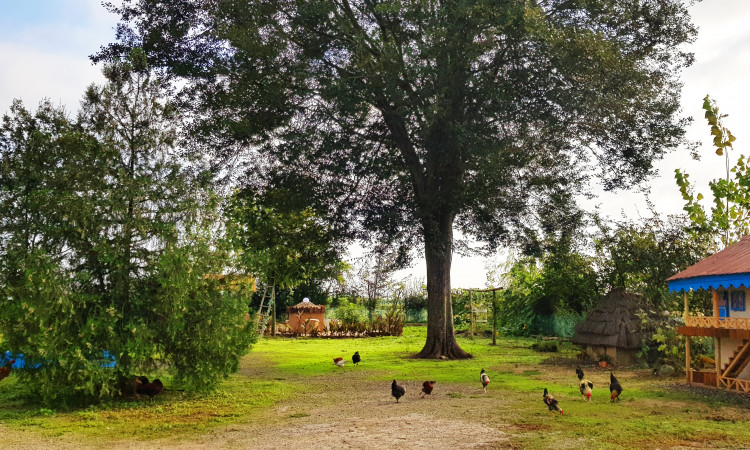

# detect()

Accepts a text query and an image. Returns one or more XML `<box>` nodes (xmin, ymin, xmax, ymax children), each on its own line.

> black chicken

<box><xmin>610</xmin><ymin>372</ymin><xmax>623</xmax><ymax>402</ymax></box>
<box><xmin>391</xmin><ymin>379</ymin><xmax>406</xmax><ymax>403</ymax></box>
<box><xmin>352</xmin><ymin>351</ymin><xmax>361</xmax><ymax>366</ymax></box>
<box><xmin>576</xmin><ymin>367</ymin><xmax>584</xmax><ymax>380</ymax></box>
<box><xmin>543</xmin><ymin>388</ymin><xmax>564</xmax><ymax>414</ymax></box>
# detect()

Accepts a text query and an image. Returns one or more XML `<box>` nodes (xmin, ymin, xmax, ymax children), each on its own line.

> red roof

<box><xmin>667</xmin><ymin>235</ymin><xmax>750</xmax><ymax>281</ymax></box>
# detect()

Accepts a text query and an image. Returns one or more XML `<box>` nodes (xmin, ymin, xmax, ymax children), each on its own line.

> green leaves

<box><xmin>0</xmin><ymin>53</ymin><xmax>255</xmax><ymax>404</ymax></box>
<box><xmin>703</xmin><ymin>95</ymin><xmax>735</xmax><ymax>156</ymax></box>
<box><xmin>676</xmin><ymin>96</ymin><xmax>750</xmax><ymax>248</ymax></box>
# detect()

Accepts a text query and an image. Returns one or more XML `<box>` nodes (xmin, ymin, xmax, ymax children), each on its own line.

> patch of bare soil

<box><xmin>137</xmin><ymin>376</ymin><xmax>509</xmax><ymax>449</ymax></box>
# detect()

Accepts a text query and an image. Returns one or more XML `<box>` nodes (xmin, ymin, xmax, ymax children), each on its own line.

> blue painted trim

<box><xmin>668</xmin><ymin>273</ymin><xmax>750</xmax><ymax>292</ymax></box>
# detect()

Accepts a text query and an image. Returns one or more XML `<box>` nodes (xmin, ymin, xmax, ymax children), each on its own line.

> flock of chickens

<box><xmin>334</xmin><ymin>352</ymin><xmax>625</xmax><ymax>415</ymax></box>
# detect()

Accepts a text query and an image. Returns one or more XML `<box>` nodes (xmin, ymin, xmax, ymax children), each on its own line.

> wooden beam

<box><xmin>469</xmin><ymin>290</ymin><xmax>474</xmax><ymax>339</ymax></box>
<box><xmin>492</xmin><ymin>289</ymin><xmax>497</xmax><ymax>346</ymax></box>
<box><xmin>716</xmin><ymin>334</ymin><xmax>722</xmax><ymax>388</ymax></box>
<box><xmin>722</xmin><ymin>340</ymin><xmax>750</xmax><ymax>378</ymax></box>
<box><xmin>684</xmin><ymin>292</ymin><xmax>689</xmax><ymax>321</ymax></box>
<box><xmin>686</xmin><ymin>335</ymin><xmax>691</xmax><ymax>384</ymax></box>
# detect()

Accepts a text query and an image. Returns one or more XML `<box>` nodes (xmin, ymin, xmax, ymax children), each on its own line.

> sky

<box><xmin>1</xmin><ymin>0</ymin><xmax>749</xmax><ymax>289</ymax></box>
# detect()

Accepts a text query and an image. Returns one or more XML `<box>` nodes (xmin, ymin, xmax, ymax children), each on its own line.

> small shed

<box><xmin>572</xmin><ymin>289</ymin><xmax>652</xmax><ymax>365</ymax></box>
<box><xmin>287</xmin><ymin>299</ymin><xmax>326</xmax><ymax>333</ymax></box>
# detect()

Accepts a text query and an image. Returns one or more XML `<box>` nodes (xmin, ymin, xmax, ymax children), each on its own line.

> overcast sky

<box><xmin>1</xmin><ymin>0</ymin><xmax>749</xmax><ymax>288</ymax></box>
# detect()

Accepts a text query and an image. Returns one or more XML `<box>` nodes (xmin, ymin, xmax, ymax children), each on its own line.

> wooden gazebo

<box><xmin>286</xmin><ymin>299</ymin><xmax>326</xmax><ymax>333</ymax></box>
<box><xmin>572</xmin><ymin>289</ymin><xmax>652</xmax><ymax>365</ymax></box>
<box><xmin>668</xmin><ymin>235</ymin><xmax>750</xmax><ymax>392</ymax></box>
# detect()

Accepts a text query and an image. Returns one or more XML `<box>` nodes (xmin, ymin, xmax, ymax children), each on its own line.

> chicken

<box><xmin>576</xmin><ymin>368</ymin><xmax>593</xmax><ymax>401</ymax></box>
<box><xmin>139</xmin><ymin>379</ymin><xmax>164</xmax><ymax>398</ymax></box>
<box><xmin>333</xmin><ymin>357</ymin><xmax>343</xmax><ymax>364</ymax></box>
<box><xmin>480</xmin><ymin>368</ymin><xmax>490</xmax><ymax>394</ymax></box>
<box><xmin>543</xmin><ymin>388</ymin><xmax>564</xmax><ymax>414</ymax></box>
<box><xmin>0</xmin><ymin>359</ymin><xmax>15</xmax><ymax>383</ymax></box>
<box><xmin>352</xmin><ymin>351</ymin><xmax>361</xmax><ymax>366</ymax></box>
<box><xmin>609</xmin><ymin>372</ymin><xmax>623</xmax><ymax>402</ymax></box>
<box><xmin>421</xmin><ymin>380</ymin><xmax>435</xmax><ymax>398</ymax></box>
<box><xmin>134</xmin><ymin>376</ymin><xmax>150</xmax><ymax>395</ymax></box>
<box><xmin>334</xmin><ymin>359</ymin><xmax>346</xmax><ymax>368</ymax></box>
<box><xmin>391</xmin><ymin>379</ymin><xmax>406</xmax><ymax>402</ymax></box>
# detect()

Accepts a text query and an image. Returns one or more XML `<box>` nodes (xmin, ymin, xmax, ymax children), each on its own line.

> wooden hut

<box><xmin>572</xmin><ymin>289</ymin><xmax>652</xmax><ymax>365</ymax></box>
<box><xmin>668</xmin><ymin>235</ymin><xmax>750</xmax><ymax>392</ymax></box>
<box><xmin>286</xmin><ymin>299</ymin><xmax>326</xmax><ymax>333</ymax></box>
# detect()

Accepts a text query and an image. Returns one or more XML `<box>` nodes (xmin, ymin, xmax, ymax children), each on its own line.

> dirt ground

<box><xmin>141</xmin><ymin>372</ymin><xmax>510</xmax><ymax>449</ymax></box>
<box><xmin>1</xmin><ymin>358</ymin><xmax>511</xmax><ymax>449</ymax></box>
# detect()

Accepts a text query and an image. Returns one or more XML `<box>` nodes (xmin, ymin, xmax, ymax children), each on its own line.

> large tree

<box><xmin>98</xmin><ymin>0</ymin><xmax>696</xmax><ymax>358</ymax></box>
<box><xmin>0</xmin><ymin>51</ymin><xmax>254</xmax><ymax>402</ymax></box>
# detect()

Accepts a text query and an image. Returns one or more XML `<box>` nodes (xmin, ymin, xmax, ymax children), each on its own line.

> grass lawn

<box><xmin>1</xmin><ymin>326</ymin><xmax>749</xmax><ymax>448</ymax></box>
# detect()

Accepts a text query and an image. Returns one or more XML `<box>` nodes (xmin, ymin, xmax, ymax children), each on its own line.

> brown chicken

<box><xmin>0</xmin><ymin>359</ymin><xmax>15</xmax><ymax>383</ymax></box>
<box><xmin>421</xmin><ymin>381</ymin><xmax>436</xmax><ymax>398</ymax></box>
<box><xmin>543</xmin><ymin>388</ymin><xmax>564</xmax><ymax>415</ymax></box>
<box><xmin>139</xmin><ymin>379</ymin><xmax>164</xmax><ymax>398</ymax></box>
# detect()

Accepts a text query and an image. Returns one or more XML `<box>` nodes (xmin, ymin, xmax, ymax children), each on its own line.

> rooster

<box><xmin>576</xmin><ymin>368</ymin><xmax>593</xmax><ymax>401</ymax></box>
<box><xmin>139</xmin><ymin>379</ymin><xmax>164</xmax><ymax>398</ymax></box>
<box><xmin>334</xmin><ymin>359</ymin><xmax>346</xmax><ymax>368</ymax></box>
<box><xmin>352</xmin><ymin>351</ymin><xmax>361</xmax><ymax>366</ymax></box>
<box><xmin>543</xmin><ymin>388</ymin><xmax>563</xmax><ymax>414</ymax></box>
<box><xmin>480</xmin><ymin>368</ymin><xmax>490</xmax><ymax>394</ymax></box>
<box><xmin>0</xmin><ymin>359</ymin><xmax>15</xmax><ymax>383</ymax></box>
<box><xmin>391</xmin><ymin>379</ymin><xmax>406</xmax><ymax>402</ymax></box>
<box><xmin>609</xmin><ymin>372</ymin><xmax>623</xmax><ymax>402</ymax></box>
<box><xmin>421</xmin><ymin>380</ymin><xmax>435</xmax><ymax>398</ymax></box>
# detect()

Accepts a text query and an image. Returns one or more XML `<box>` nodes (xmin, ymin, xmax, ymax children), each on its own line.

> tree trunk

<box><xmin>416</xmin><ymin>214</ymin><xmax>471</xmax><ymax>359</ymax></box>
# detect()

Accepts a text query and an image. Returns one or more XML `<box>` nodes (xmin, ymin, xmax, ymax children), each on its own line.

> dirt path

<box><xmin>140</xmin><ymin>372</ymin><xmax>510</xmax><ymax>449</ymax></box>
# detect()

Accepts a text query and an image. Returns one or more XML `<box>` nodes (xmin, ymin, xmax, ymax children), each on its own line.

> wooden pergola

<box><xmin>457</xmin><ymin>287</ymin><xmax>504</xmax><ymax>345</ymax></box>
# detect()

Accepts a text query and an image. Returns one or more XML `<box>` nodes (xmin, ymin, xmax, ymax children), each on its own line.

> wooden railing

<box><xmin>685</xmin><ymin>316</ymin><xmax>750</xmax><ymax>330</ymax></box>
<box><xmin>720</xmin><ymin>377</ymin><xmax>750</xmax><ymax>393</ymax></box>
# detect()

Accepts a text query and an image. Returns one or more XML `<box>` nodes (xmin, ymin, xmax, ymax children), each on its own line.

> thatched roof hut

<box><xmin>573</xmin><ymin>289</ymin><xmax>652</xmax><ymax>365</ymax></box>
<box><xmin>286</xmin><ymin>300</ymin><xmax>326</xmax><ymax>315</ymax></box>
<box><xmin>286</xmin><ymin>299</ymin><xmax>326</xmax><ymax>333</ymax></box>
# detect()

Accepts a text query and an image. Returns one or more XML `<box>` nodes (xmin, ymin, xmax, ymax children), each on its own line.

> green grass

<box><xmin>1</xmin><ymin>327</ymin><xmax>749</xmax><ymax>448</ymax></box>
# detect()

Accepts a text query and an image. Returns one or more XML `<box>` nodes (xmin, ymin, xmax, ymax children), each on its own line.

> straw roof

<box><xmin>286</xmin><ymin>301</ymin><xmax>326</xmax><ymax>314</ymax></box>
<box><xmin>572</xmin><ymin>289</ymin><xmax>651</xmax><ymax>349</ymax></box>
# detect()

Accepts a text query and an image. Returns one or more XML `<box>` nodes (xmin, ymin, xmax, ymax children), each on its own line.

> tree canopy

<box><xmin>0</xmin><ymin>51</ymin><xmax>254</xmax><ymax>403</ymax></box>
<box><xmin>98</xmin><ymin>0</ymin><xmax>697</xmax><ymax>358</ymax></box>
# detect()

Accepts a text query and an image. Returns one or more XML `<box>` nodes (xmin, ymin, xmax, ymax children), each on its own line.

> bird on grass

<box><xmin>334</xmin><ymin>359</ymin><xmax>346</xmax><ymax>368</ymax></box>
<box><xmin>576</xmin><ymin>367</ymin><xmax>594</xmax><ymax>401</ymax></box>
<box><xmin>421</xmin><ymin>381</ymin><xmax>435</xmax><ymax>398</ymax></box>
<box><xmin>543</xmin><ymin>388</ymin><xmax>564</xmax><ymax>415</ymax></box>
<box><xmin>609</xmin><ymin>372</ymin><xmax>623</xmax><ymax>402</ymax></box>
<box><xmin>391</xmin><ymin>379</ymin><xmax>406</xmax><ymax>403</ymax></box>
<box><xmin>0</xmin><ymin>359</ymin><xmax>15</xmax><ymax>383</ymax></box>
<box><xmin>352</xmin><ymin>351</ymin><xmax>361</xmax><ymax>366</ymax></box>
<box><xmin>135</xmin><ymin>376</ymin><xmax>164</xmax><ymax>399</ymax></box>
<box><xmin>480</xmin><ymin>368</ymin><xmax>490</xmax><ymax>394</ymax></box>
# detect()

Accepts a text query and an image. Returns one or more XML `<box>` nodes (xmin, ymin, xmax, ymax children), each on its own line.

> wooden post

<box><xmin>492</xmin><ymin>289</ymin><xmax>498</xmax><ymax>346</ymax></box>
<box><xmin>685</xmin><ymin>336</ymin><xmax>691</xmax><ymax>384</ymax></box>
<box><xmin>469</xmin><ymin>291</ymin><xmax>475</xmax><ymax>338</ymax></box>
<box><xmin>685</xmin><ymin>292</ymin><xmax>690</xmax><ymax>384</ymax></box>
<box><xmin>712</xmin><ymin>289</ymin><xmax>721</xmax><ymax>387</ymax></box>
<box><xmin>271</xmin><ymin>285</ymin><xmax>276</xmax><ymax>337</ymax></box>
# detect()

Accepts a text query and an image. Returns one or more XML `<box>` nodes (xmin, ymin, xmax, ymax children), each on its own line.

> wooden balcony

<box><xmin>678</xmin><ymin>316</ymin><xmax>750</xmax><ymax>339</ymax></box>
